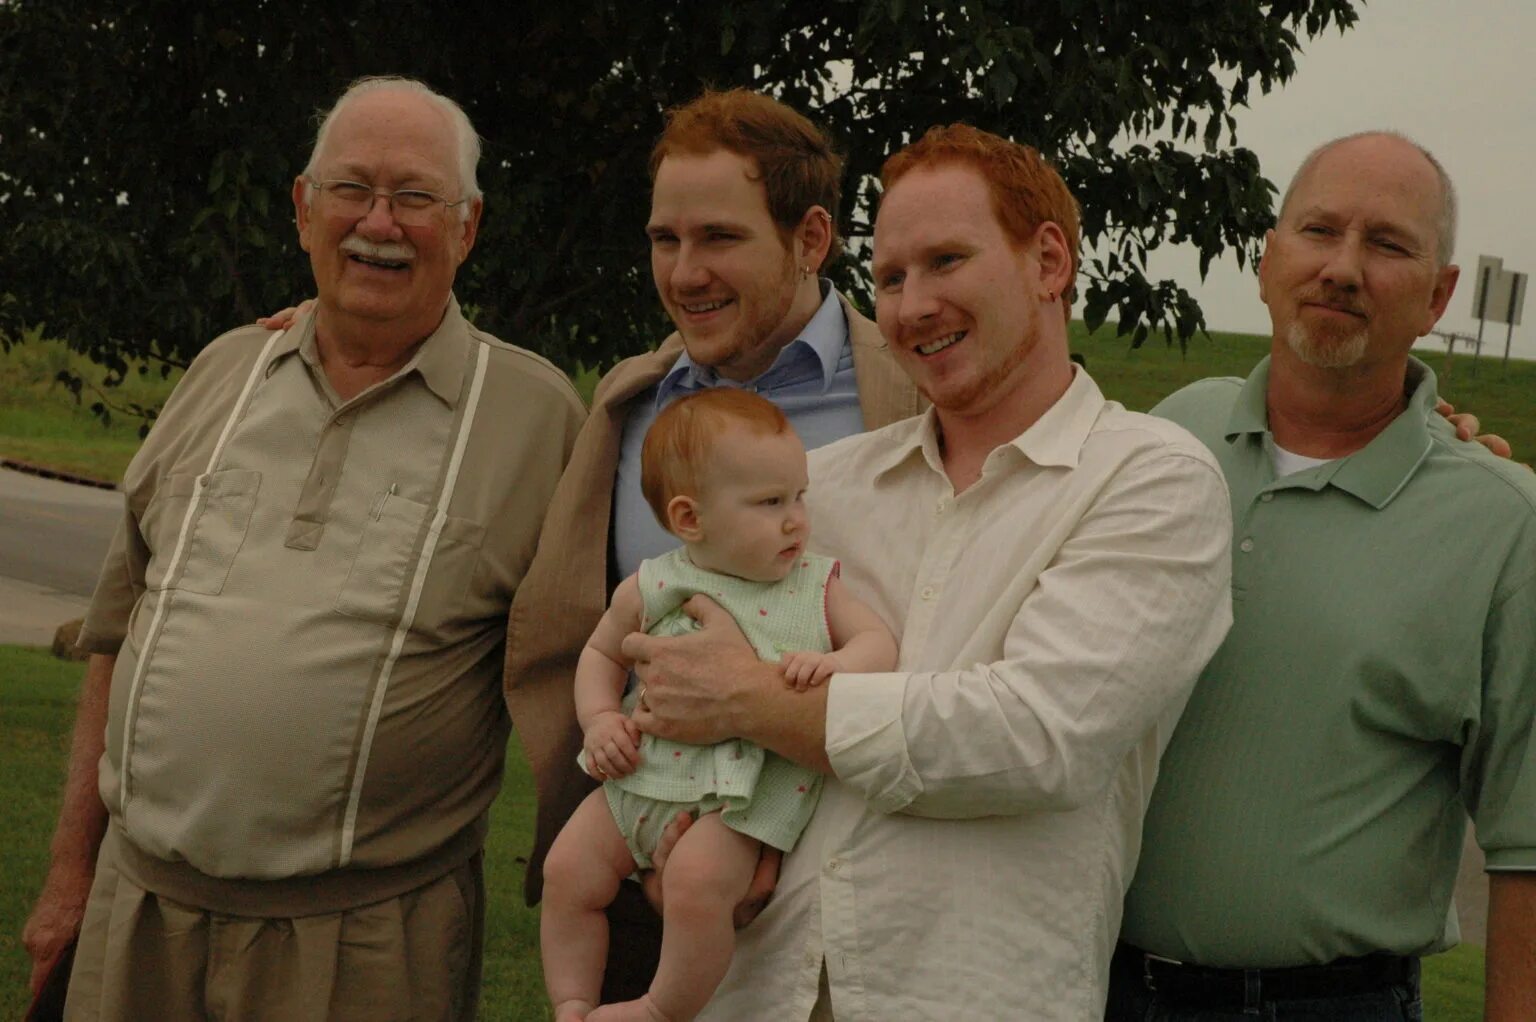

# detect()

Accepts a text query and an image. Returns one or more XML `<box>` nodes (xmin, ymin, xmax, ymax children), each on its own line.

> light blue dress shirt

<box><xmin>611</xmin><ymin>283</ymin><xmax>865</xmax><ymax>581</ymax></box>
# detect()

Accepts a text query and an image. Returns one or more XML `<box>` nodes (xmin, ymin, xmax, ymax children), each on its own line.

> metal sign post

<box><xmin>1502</xmin><ymin>272</ymin><xmax>1527</xmax><ymax>370</ymax></box>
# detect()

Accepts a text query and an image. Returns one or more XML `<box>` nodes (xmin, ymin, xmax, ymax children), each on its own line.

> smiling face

<box><xmin>293</xmin><ymin>88</ymin><xmax>481</xmax><ymax>344</ymax></box>
<box><xmin>872</xmin><ymin>164</ymin><xmax>1054</xmax><ymax>421</ymax></box>
<box><xmin>672</xmin><ymin>423</ymin><xmax>811</xmax><ymax>583</ymax></box>
<box><xmin>647</xmin><ymin>150</ymin><xmax>809</xmax><ymax>383</ymax></box>
<box><xmin>1260</xmin><ymin>134</ymin><xmax>1457</xmax><ymax>372</ymax></box>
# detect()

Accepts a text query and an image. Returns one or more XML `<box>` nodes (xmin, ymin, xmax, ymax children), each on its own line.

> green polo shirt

<box><xmin>1123</xmin><ymin>356</ymin><xmax>1536</xmax><ymax>967</ymax></box>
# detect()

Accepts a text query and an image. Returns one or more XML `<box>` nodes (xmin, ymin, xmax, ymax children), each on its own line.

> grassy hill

<box><xmin>1072</xmin><ymin>324</ymin><xmax>1536</xmax><ymax>461</ymax></box>
<box><xmin>4</xmin><ymin>326</ymin><xmax>1531</xmax><ymax>485</ymax></box>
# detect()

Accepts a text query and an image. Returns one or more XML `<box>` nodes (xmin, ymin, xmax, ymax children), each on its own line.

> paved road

<box><xmin>0</xmin><ymin>467</ymin><xmax>119</xmax><ymax>645</ymax></box>
<box><xmin>0</xmin><ymin>466</ymin><xmax>1494</xmax><ymax>945</ymax></box>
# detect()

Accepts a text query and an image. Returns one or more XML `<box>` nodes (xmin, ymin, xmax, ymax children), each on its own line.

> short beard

<box><xmin>1286</xmin><ymin>322</ymin><xmax>1368</xmax><ymax>370</ymax></box>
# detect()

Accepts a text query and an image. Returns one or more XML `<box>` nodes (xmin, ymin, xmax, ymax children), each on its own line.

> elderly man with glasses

<box><xmin>22</xmin><ymin>76</ymin><xmax>584</xmax><ymax>1022</ymax></box>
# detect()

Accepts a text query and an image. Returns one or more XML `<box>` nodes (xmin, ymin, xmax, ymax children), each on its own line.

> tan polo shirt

<box><xmin>79</xmin><ymin>299</ymin><xmax>584</xmax><ymax>915</ymax></box>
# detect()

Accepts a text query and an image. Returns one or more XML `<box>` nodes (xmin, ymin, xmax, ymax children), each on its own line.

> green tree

<box><xmin>0</xmin><ymin>0</ymin><xmax>1358</xmax><ymax>415</ymax></box>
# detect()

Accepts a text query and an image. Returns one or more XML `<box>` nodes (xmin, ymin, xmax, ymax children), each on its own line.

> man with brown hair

<box><xmin>504</xmin><ymin>88</ymin><xmax>921</xmax><ymax>1001</ymax></box>
<box><xmin>623</xmin><ymin>123</ymin><xmax>1233</xmax><ymax>1019</ymax></box>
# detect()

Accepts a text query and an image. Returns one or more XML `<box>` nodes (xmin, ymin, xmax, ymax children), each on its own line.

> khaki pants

<box><xmin>64</xmin><ymin>836</ymin><xmax>484</xmax><ymax>1022</ymax></box>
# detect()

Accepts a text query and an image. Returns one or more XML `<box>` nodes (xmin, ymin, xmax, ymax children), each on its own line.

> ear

<box><xmin>666</xmin><ymin>494</ymin><xmax>704</xmax><ymax>543</ymax></box>
<box><xmin>1256</xmin><ymin>229</ymin><xmax>1276</xmax><ymax>305</ymax></box>
<box><xmin>455</xmin><ymin>196</ymin><xmax>484</xmax><ymax>265</ymax></box>
<box><xmin>293</xmin><ymin>176</ymin><xmax>314</xmax><ymax>254</ymax></box>
<box><xmin>1421</xmin><ymin>263</ymin><xmax>1460</xmax><ymax>336</ymax></box>
<box><xmin>1032</xmin><ymin>221</ymin><xmax>1072</xmax><ymax>296</ymax></box>
<box><xmin>794</xmin><ymin>204</ymin><xmax>834</xmax><ymax>274</ymax></box>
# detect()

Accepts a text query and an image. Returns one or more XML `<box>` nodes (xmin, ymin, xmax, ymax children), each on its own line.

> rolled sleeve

<box><xmin>826</xmin><ymin>670</ymin><xmax>921</xmax><ymax>812</ymax></box>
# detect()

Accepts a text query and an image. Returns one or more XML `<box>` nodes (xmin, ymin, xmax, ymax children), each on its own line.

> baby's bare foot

<box><xmin>587</xmin><ymin>993</ymin><xmax>673</xmax><ymax>1022</ymax></box>
<box><xmin>553</xmin><ymin>998</ymin><xmax>595</xmax><ymax>1022</ymax></box>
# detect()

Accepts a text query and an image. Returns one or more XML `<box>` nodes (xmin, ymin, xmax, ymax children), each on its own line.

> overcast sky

<box><xmin>1146</xmin><ymin>0</ymin><xmax>1536</xmax><ymax>362</ymax></box>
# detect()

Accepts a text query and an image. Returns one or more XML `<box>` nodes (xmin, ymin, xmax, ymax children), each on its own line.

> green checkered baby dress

<box><xmin>604</xmin><ymin>547</ymin><xmax>836</xmax><ymax>865</ymax></box>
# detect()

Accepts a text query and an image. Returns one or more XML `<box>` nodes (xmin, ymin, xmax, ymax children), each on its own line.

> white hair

<box><xmin>302</xmin><ymin>76</ymin><xmax>482</xmax><ymax>218</ymax></box>
<box><xmin>1278</xmin><ymin>130</ymin><xmax>1457</xmax><ymax>266</ymax></box>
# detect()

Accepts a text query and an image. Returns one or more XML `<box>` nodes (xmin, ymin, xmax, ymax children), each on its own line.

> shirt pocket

<box><xmin>142</xmin><ymin>470</ymin><xmax>262</xmax><ymax>595</ymax></box>
<box><xmin>335</xmin><ymin>490</ymin><xmax>486</xmax><ymax>636</ymax></box>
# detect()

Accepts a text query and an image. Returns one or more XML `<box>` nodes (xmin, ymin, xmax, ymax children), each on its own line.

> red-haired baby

<box><xmin>540</xmin><ymin>389</ymin><xmax>898</xmax><ymax>1022</ymax></box>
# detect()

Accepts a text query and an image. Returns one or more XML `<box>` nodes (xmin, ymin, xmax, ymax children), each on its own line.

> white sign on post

<box><xmin>1472</xmin><ymin>254</ymin><xmax>1527</xmax><ymax>326</ymax></box>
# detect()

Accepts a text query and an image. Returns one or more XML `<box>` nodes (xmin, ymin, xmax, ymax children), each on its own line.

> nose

<box><xmin>1319</xmin><ymin>234</ymin><xmax>1364</xmax><ymax>291</ymax></box>
<box><xmin>783</xmin><ymin>502</ymin><xmax>808</xmax><ymax>534</ymax></box>
<box><xmin>894</xmin><ymin>274</ymin><xmax>941</xmax><ymax>328</ymax></box>
<box><xmin>669</xmin><ymin>244</ymin><xmax>711</xmax><ymax>292</ymax></box>
<box><xmin>355</xmin><ymin>192</ymin><xmax>404</xmax><ymax>239</ymax></box>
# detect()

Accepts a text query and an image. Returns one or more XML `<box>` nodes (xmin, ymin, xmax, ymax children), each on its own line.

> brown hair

<box><xmin>641</xmin><ymin>389</ymin><xmax>791</xmax><ymax>529</ymax></box>
<box><xmin>882</xmin><ymin>124</ymin><xmax>1080</xmax><ymax>320</ymax></box>
<box><xmin>650</xmin><ymin>88</ymin><xmax>846</xmax><ymax>263</ymax></box>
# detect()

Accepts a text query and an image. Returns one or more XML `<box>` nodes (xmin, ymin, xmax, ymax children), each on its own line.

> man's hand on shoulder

<box><xmin>1436</xmin><ymin>399</ymin><xmax>1519</xmax><ymax>462</ymax></box>
<box><xmin>255</xmin><ymin>298</ymin><xmax>315</xmax><ymax>332</ymax></box>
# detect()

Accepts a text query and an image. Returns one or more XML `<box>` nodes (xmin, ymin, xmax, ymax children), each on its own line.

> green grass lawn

<box><xmin>0</xmin><ymin>337</ymin><xmax>181</xmax><ymax>484</ymax></box>
<box><xmin>0</xmin><ymin>646</ymin><xmax>1489</xmax><ymax>1019</ymax></box>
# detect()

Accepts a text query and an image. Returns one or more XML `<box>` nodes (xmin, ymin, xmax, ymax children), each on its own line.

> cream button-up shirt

<box><xmin>701</xmin><ymin>369</ymin><xmax>1234</xmax><ymax>1020</ymax></box>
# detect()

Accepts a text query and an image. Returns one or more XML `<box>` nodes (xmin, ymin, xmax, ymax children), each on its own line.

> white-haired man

<box><xmin>1111</xmin><ymin>132</ymin><xmax>1536</xmax><ymax>1020</ymax></box>
<box><xmin>22</xmin><ymin>77</ymin><xmax>584</xmax><ymax>1021</ymax></box>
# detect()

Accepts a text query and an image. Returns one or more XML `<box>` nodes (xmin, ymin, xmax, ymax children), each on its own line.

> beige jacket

<box><xmin>505</xmin><ymin>293</ymin><xmax>922</xmax><ymax>901</ymax></box>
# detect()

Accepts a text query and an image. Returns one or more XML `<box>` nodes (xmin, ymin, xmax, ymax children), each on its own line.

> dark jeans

<box><xmin>599</xmin><ymin>879</ymin><xmax>663</xmax><ymax>1004</ymax></box>
<box><xmin>1105</xmin><ymin>943</ymin><xmax>1423</xmax><ymax>1021</ymax></box>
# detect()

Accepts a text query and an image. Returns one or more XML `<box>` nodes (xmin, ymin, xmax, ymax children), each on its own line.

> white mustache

<box><xmin>340</xmin><ymin>236</ymin><xmax>416</xmax><ymax>261</ymax></box>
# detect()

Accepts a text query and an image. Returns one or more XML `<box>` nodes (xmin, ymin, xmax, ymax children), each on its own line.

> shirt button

<box><xmin>826</xmin><ymin>858</ymin><xmax>842</xmax><ymax>873</ymax></box>
<box><xmin>921</xmin><ymin>585</ymin><xmax>936</xmax><ymax>600</ymax></box>
<box><xmin>935</xmin><ymin>499</ymin><xmax>948</xmax><ymax>515</ymax></box>
<box><xmin>1260</xmin><ymin>492</ymin><xmax>1274</xmax><ymax>502</ymax></box>
<box><xmin>804</xmin><ymin>950</ymin><xmax>819</xmax><ymax>967</ymax></box>
<box><xmin>1239</xmin><ymin>538</ymin><xmax>1255</xmax><ymax>553</ymax></box>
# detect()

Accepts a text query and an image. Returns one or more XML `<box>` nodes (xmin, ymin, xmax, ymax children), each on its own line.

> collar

<box><xmin>655</xmin><ymin>281</ymin><xmax>847</xmax><ymax>405</ymax></box>
<box><xmin>868</xmin><ymin>365</ymin><xmax>1106</xmax><ymax>481</ymax></box>
<box><xmin>1225</xmin><ymin>355</ymin><xmax>1439</xmax><ymax>509</ymax></box>
<box><xmin>268</xmin><ymin>295</ymin><xmax>471</xmax><ymax>407</ymax></box>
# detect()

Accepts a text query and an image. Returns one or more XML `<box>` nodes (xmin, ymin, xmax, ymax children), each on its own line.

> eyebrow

<box><xmin>1293</xmin><ymin>207</ymin><xmax>1427</xmax><ymax>246</ymax></box>
<box><xmin>873</xmin><ymin>237</ymin><xmax>972</xmax><ymax>274</ymax></box>
<box><xmin>327</xmin><ymin>164</ymin><xmax>443</xmax><ymax>190</ymax></box>
<box><xmin>646</xmin><ymin>219</ymin><xmax>752</xmax><ymax>237</ymax></box>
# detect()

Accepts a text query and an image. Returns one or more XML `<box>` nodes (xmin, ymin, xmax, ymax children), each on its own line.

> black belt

<box><xmin>1116</xmin><ymin>941</ymin><xmax>1419</xmax><ymax>1008</ymax></box>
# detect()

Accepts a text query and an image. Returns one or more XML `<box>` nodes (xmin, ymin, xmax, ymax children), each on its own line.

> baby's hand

<box><xmin>780</xmin><ymin>651</ymin><xmax>842</xmax><ymax>691</ymax></box>
<box><xmin>583</xmin><ymin>710</ymin><xmax>642</xmax><ymax>779</ymax></box>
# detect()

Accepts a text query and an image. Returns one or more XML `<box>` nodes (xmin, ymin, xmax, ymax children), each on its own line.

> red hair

<box><xmin>882</xmin><ymin>124</ymin><xmax>1080</xmax><ymax>320</ymax></box>
<box><xmin>650</xmin><ymin>88</ymin><xmax>846</xmax><ymax>262</ymax></box>
<box><xmin>641</xmin><ymin>389</ymin><xmax>791</xmax><ymax>528</ymax></box>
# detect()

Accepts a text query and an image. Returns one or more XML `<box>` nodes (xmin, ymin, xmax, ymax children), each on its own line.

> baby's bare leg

<box><xmin>591</xmin><ymin>812</ymin><xmax>760</xmax><ymax>1022</ymax></box>
<box><xmin>541</xmin><ymin>790</ymin><xmax>639</xmax><ymax>1021</ymax></box>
